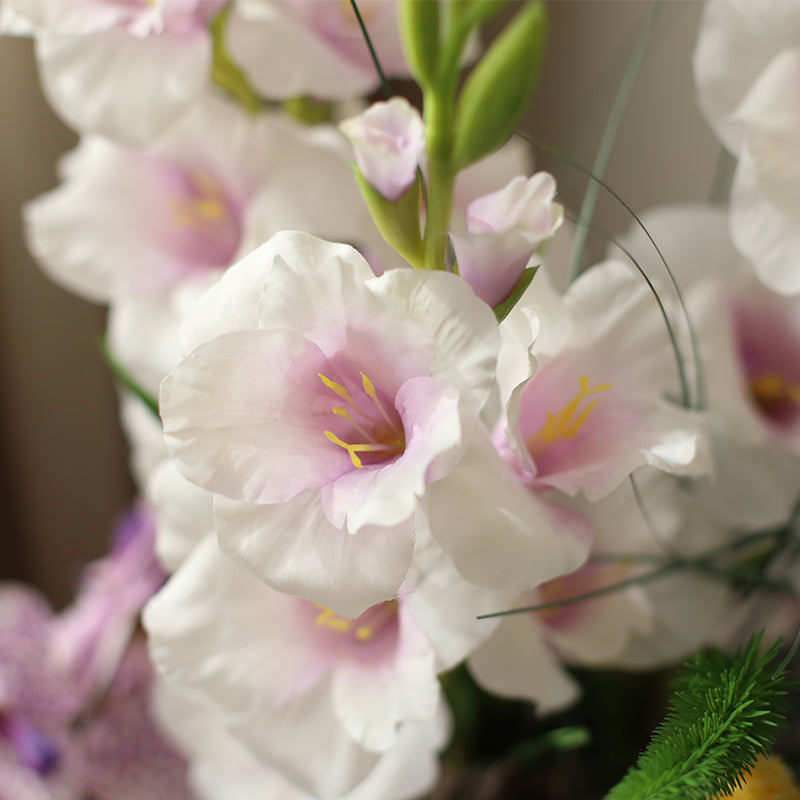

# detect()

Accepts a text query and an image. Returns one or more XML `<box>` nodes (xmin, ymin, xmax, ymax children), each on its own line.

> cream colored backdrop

<box><xmin>0</xmin><ymin>1</ymin><xmax>718</xmax><ymax>606</ymax></box>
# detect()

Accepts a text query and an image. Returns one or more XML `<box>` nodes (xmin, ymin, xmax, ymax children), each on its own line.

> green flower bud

<box><xmin>452</xmin><ymin>1</ymin><xmax>547</xmax><ymax>170</ymax></box>
<box><xmin>398</xmin><ymin>0</ymin><xmax>440</xmax><ymax>88</ymax></box>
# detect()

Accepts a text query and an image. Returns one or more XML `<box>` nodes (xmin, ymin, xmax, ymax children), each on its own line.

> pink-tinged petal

<box><xmin>340</xmin><ymin>98</ymin><xmax>425</xmax><ymax>201</ymax></box>
<box><xmin>468</xmin><ymin>614</ymin><xmax>579</xmax><ymax>715</ymax></box>
<box><xmin>544</xmin><ymin>570</ymin><xmax>653</xmax><ymax>664</ymax></box>
<box><xmin>321</xmin><ymin>377</ymin><xmax>461</xmax><ymax>533</ymax></box>
<box><xmin>332</xmin><ymin>606</ymin><xmax>439</xmax><ymax>752</ymax></box>
<box><xmin>227</xmin><ymin>0</ymin><xmax>406</xmax><ymax>101</ymax></box>
<box><xmin>731</xmin><ymin>151</ymin><xmax>800</xmax><ymax>296</ymax></box>
<box><xmin>369</xmin><ymin>268</ymin><xmax>500</xmax><ymax>424</ymax></box>
<box><xmin>215</xmin><ymin>492</ymin><xmax>415</xmax><ymax>619</ymax></box>
<box><xmin>451</xmin><ymin>138</ymin><xmax>532</xmax><ymax>225</ymax></box>
<box><xmin>162</xmin><ymin>329</ymin><xmax>355</xmax><ymax>503</ymax></box>
<box><xmin>227</xmin><ymin>1</ymin><xmax>376</xmax><ymax>100</ymax></box>
<box><xmin>144</xmin><ymin>536</ymin><xmax>335</xmax><ymax>711</ymax></box>
<box><xmin>257</xmin><ymin>237</ymin><xmax>428</xmax><ymax>373</ymax></box>
<box><xmin>24</xmin><ymin>95</ymin><xmax>259</xmax><ymax>306</ymax></box>
<box><xmin>427</xmin><ymin>427</ymin><xmax>590</xmax><ymax>592</ymax></box>
<box><xmin>38</xmin><ymin>27</ymin><xmax>210</xmax><ymax>146</ymax></box>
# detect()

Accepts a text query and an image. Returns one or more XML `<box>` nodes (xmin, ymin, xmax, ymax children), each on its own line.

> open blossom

<box><xmin>340</xmin><ymin>97</ymin><xmax>426</xmax><ymax>201</ymax></box>
<box><xmin>26</xmin><ymin>93</ymin><xmax>395</xmax><ymax>398</ymax></box>
<box><xmin>450</xmin><ymin>172</ymin><xmax>564</xmax><ymax>306</ymax></box>
<box><xmin>145</xmin><ymin>522</ymin><xmax>515</xmax><ymax>797</ymax></box>
<box><xmin>5</xmin><ymin>0</ymin><xmax>225</xmax><ymax>146</ymax></box>
<box><xmin>226</xmin><ymin>0</ymin><xmax>409</xmax><ymax>101</ymax></box>
<box><xmin>160</xmin><ymin>230</ymin><xmax>499</xmax><ymax>617</ymax></box>
<box><xmin>614</xmin><ymin>204</ymin><xmax>800</xmax><ymax>455</ymax></box>
<box><xmin>497</xmin><ymin>261</ymin><xmax>709</xmax><ymax>500</ymax></box>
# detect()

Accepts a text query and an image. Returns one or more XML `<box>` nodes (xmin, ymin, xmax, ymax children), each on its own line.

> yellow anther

<box><xmin>323</xmin><ymin>430</ymin><xmax>396</xmax><ymax>469</ymax></box>
<box><xmin>314</xmin><ymin>606</ymin><xmax>353</xmax><ymax>632</ymax></box>
<box><xmin>361</xmin><ymin>372</ymin><xmax>402</xmax><ymax>437</ymax></box>
<box><xmin>319</xmin><ymin>373</ymin><xmax>354</xmax><ymax>405</ymax></box>
<box><xmin>173</xmin><ymin>172</ymin><xmax>228</xmax><ymax>230</ymax></box>
<box><xmin>355</xmin><ymin>626</ymin><xmax>373</xmax><ymax>641</ymax></box>
<box><xmin>750</xmin><ymin>373</ymin><xmax>800</xmax><ymax>405</ymax></box>
<box><xmin>526</xmin><ymin>375</ymin><xmax>612</xmax><ymax>460</ymax></box>
<box><xmin>324</xmin><ymin>430</ymin><xmax>364</xmax><ymax>468</ymax></box>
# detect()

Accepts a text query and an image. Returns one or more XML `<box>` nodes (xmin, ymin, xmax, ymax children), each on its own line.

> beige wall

<box><xmin>0</xmin><ymin>38</ymin><xmax>133</xmax><ymax>605</ymax></box>
<box><xmin>0</xmin><ymin>2</ymin><xmax>718</xmax><ymax>605</ymax></box>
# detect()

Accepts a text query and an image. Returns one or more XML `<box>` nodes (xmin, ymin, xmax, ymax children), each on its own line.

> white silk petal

<box><xmin>215</xmin><ymin>492</ymin><xmax>414</xmax><ymax>619</ymax></box>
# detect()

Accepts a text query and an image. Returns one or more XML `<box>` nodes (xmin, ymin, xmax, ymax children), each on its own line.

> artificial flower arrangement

<box><xmin>2</xmin><ymin>0</ymin><xmax>800</xmax><ymax>798</ymax></box>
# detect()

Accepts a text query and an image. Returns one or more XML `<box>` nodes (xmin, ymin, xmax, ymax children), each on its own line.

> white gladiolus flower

<box><xmin>160</xmin><ymin>230</ymin><xmax>500</xmax><ymax>617</ymax></box>
<box><xmin>145</xmin><ymin>531</ymin><xmax>501</xmax><ymax>797</ymax></box>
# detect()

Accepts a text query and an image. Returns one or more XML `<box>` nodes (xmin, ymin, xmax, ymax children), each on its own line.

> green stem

<box><xmin>423</xmin><ymin>93</ymin><xmax>456</xmax><ymax>270</ymax></box>
<box><xmin>420</xmin><ymin>9</ymin><xmax>473</xmax><ymax>271</ymax></box>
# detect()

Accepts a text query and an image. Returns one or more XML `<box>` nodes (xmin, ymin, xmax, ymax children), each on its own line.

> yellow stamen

<box><xmin>361</xmin><ymin>372</ymin><xmax>402</xmax><ymax>437</ymax></box>
<box><xmin>319</xmin><ymin>372</ymin><xmax>405</xmax><ymax>467</ymax></box>
<box><xmin>319</xmin><ymin>373</ymin><xmax>355</xmax><ymax>405</ymax></box>
<box><xmin>172</xmin><ymin>172</ymin><xmax>228</xmax><ymax>230</ymax></box>
<box><xmin>314</xmin><ymin>606</ymin><xmax>353</xmax><ymax>633</ymax></box>
<box><xmin>750</xmin><ymin>373</ymin><xmax>800</xmax><ymax>405</ymax></box>
<box><xmin>323</xmin><ymin>431</ymin><xmax>395</xmax><ymax>469</ymax></box>
<box><xmin>354</xmin><ymin>601</ymin><xmax>398</xmax><ymax>641</ymax></box>
<box><xmin>526</xmin><ymin>375</ymin><xmax>612</xmax><ymax>460</ymax></box>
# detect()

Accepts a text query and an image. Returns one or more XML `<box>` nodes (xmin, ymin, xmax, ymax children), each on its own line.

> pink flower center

<box><xmin>312</xmin><ymin>601</ymin><xmax>398</xmax><ymax>646</ymax></box>
<box><xmin>733</xmin><ymin>296</ymin><xmax>800</xmax><ymax>432</ymax></box>
<box><xmin>525</xmin><ymin>375</ymin><xmax>612</xmax><ymax>461</ymax></box>
<box><xmin>533</xmin><ymin>562</ymin><xmax>629</xmax><ymax>632</ymax></box>
<box><xmin>318</xmin><ymin>371</ymin><xmax>406</xmax><ymax>468</ymax></box>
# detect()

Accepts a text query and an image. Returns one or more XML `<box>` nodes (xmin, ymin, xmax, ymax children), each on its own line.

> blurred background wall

<box><xmin>0</xmin><ymin>1</ymin><xmax>719</xmax><ymax>606</ymax></box>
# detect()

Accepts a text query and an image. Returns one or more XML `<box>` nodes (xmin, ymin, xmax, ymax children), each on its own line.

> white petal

<box><xmin>38</xmin><ymin>28</ymin><xmax>209</xmax><ymax>145</ymax></box>
<box><xmin>215</xmin><ymin>492</ymin><xmax>414</xmax><ymax>619</ymax></box>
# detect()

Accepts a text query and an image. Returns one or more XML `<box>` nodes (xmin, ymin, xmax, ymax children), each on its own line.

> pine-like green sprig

<box><xmin>604</xmin><ymin>634</ymin><xmax>791</xmax><ymax>800</ymax></box>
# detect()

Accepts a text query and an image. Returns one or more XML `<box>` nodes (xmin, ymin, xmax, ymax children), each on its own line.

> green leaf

<box><xmin>353</xmin><ymin>167</ymin><xmax>425</xmax><ymax>268</ymax></box>
<box><xmin>494</xmin><ymin>266</ymin><xmax>538</xmax><ymax>322</ymax></box>
<box><xmin>452</xmin><ymin>1</ymin><xmax>547</xmax><ymax>169</ymax></box>
<box><xmin>603</xmin><ymin>633</ymin><xmax>791</xmax><ymax>800</ymax></box>
<box><xmin>98</xmin><ymin>337</ymin><xmax>159</xmax><ymax>419</ymax></box>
